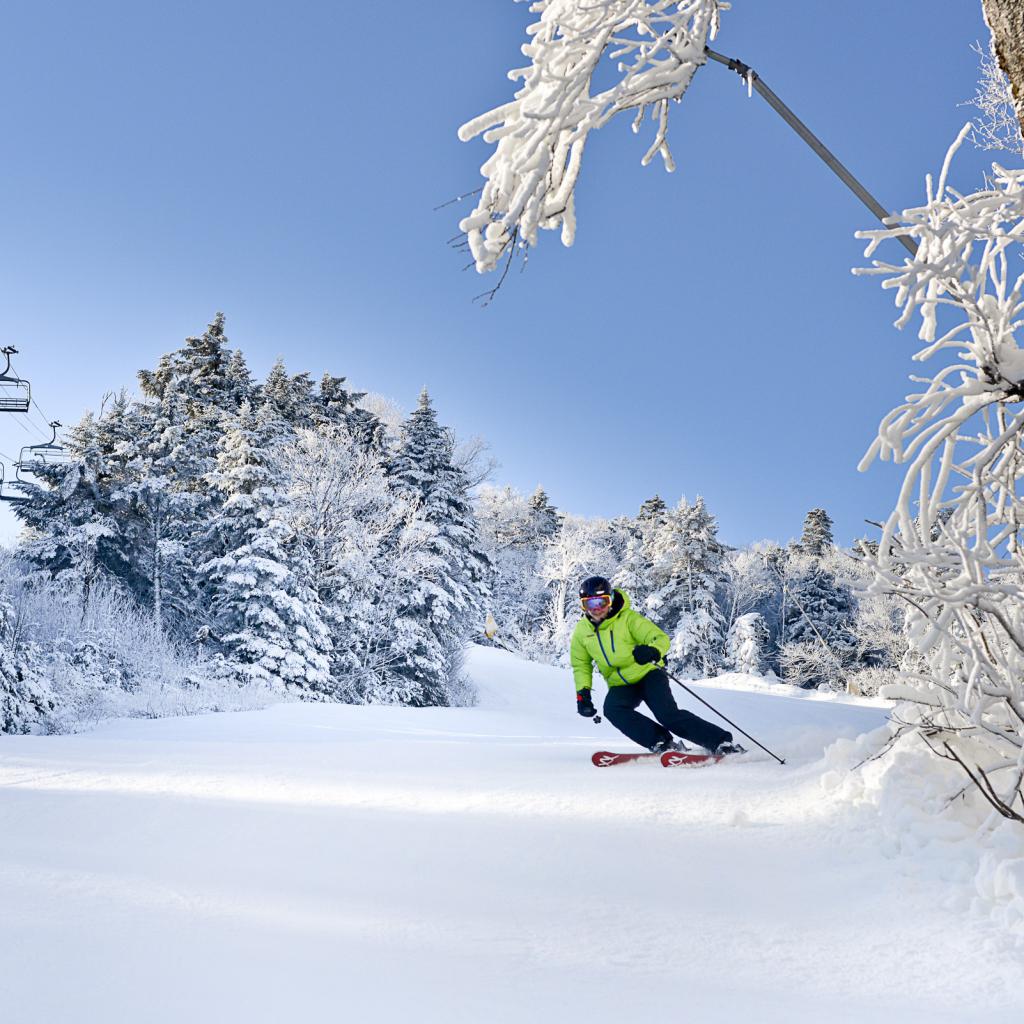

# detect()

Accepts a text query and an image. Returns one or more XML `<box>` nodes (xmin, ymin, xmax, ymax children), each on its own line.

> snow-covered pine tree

<box><xmin>200</xmin><ymin>401</ymin><xmax>332</xmax><ymax>694</ymax></box>
<box><xmin>615</xmin><ymin>494</ymin><xmax>667</xmax><ymax>609</ymax></box>
<box><xmin>722</xmin><ymin>543</ymin><xmax>779</xmax><ymax>640</ymax></box>
<box><xmin>638</xmin><ymin>495</ymin><xmax>667</xmax><ymax>523</ymax></box>
<box><xmin>800</xmin><ymin>508</ymin><xmax>835</xmax><ymax>557</ymax></box>
<box><xmin>14</xmin><ymin>409</ymin><xmax>132</xmax><ymax>608</ymax></box>
<box><xmin>260</xmin><ymin>358</ymin><xmax>316</xmax><ymax>429</ymax></box>
<box><xmin>725</xmin><ymin>612</ymin><xmax>771</xmax><ymax>677</ymax></box>
<box><xmin>475</xmin><ymin>484</ymin><xmax>553</xmax><ymax>659</ymax></box>
<box><xmin>279</xmin><ymin>422</ymin><xmax>409</xmax><ymax>697</ymax></box>
<box><xmin>378</xmin><ymin>389</ymin><xmax>489</xmax><ymax>705</ymax></box>
<box><xmin>645</xmin><ymin>495</ymin><xmax>727</xmax><ymax>677</ymax></box>
<box><xmin>0</xmin><ymin>587</ymin><xmax>53</xmax><ymax>733</ymax></box>
<box><xmin>779</xmin><ymin>560</ymin><xmax>857</xmax><ymax>690</ymax></box>
<box><xmin>527</xmin><ymin>485</ymin><xmax>561</xmax><ymax>540</ymax></box>
<box><xmin>315</xmin><ymin>372</ymin><xmax>387</xmax><ymax>451</ymax></box>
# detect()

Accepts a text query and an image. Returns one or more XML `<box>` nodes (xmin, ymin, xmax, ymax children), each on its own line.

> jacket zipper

<box><xmin>594</xmin><ymin>619</ymin><xmax>630</xmax><ymax>685</ymax></box>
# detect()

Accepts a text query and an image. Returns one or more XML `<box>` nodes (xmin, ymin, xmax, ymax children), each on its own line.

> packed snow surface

<box><xmin>1</xmin><ymin>647</ymin><xmax>1022</xmax><ymax>1023</ymax></box>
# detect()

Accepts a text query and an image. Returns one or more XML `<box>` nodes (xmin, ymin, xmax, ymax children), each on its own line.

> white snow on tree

<box><xmin>645</xmin><ymin>495</ymin><xmax>726</xmax><ymax>677</ymax></box>
<box><xmin>458</xmin><ymin>0</ymin><xmax>728</xmax><ymax>273</ymax></box>
<box><xmin>856</xmin><ymin>127</ymin><xmax>1024</xmax><ymax>822</ymax></box>
<box><xmin>725</xmin><ymin>611</ymin><xmax>769</xmax><ymax>677</ymax></box>
<box><xmin>379</xmin><ymin>389</ymin><xmax>490</xmax><ymax>706</ymax></box>
<box><xmin>779</xmin><ymin>559</ymin><xmax>856</xmax><ymax>691</ymax></box>
<box><xmin>201</xmin><ymin>402</ymin><xmax>333</xmax><ymax>694</ymax></box>
<box><xmin>476</xmin><ymin>483</ymin><xmax>559</xmax><ymax>660</ymax></box>
<box><xmin>800</xmin><ymin>508</ymin><xmax>834</xmax><ymax>557</ymax></box>
<box><xmin>0</xmin><ymin>591</ymin><xmax>53</xmax><ymax>733</ymax></box>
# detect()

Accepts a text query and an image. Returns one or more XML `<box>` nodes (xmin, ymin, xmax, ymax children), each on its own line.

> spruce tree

<box><xmin>646</xmin><ymin>496</ymin><xmax>727</xmax><ymax>677</ymax></box>
<box><xmin>315</xmin><ymin>372</ymin><xmax>387</xmax><ymax>451</ymax></box>
<box><xmin>800</xmin><ymin>508</ymin><xmax>835</xmax><ymax>557</ymax></box>
<box><xmin>200</xmin><ymin>403</ymin><xmax>332</xmax><ymax>693</ymax></box>
<box><xmin>725</xmin><ymin>612</ymin><xmax>770</xmax><ymax>677</ymax></box>
<box><xmin>781</xmin><ymin>564</ymin><xmax>857</xmax><ymax>688</ymax></box>
<box><xmin>381</xmin><ymin>389</ymin><xmax>489</xmax><ymax>705</ymax></box>
<box><xmin>527</xmin><ymin>485</ymin><xmax>560</xmax><ymax>540</ymax></box>
<box><xmin>261</xmin><ymin>359</ymin><xmax>316</xmax><ymax>428</ymax></box>
<box><xmin>0</xmin><ymin>591</ymin><xmax>53</xmax><ymax>733</ymax></box>
<box><xmin>638</xmin><ymin>495</ymin><xmax>667</xmax><ymax>523</ymax></box>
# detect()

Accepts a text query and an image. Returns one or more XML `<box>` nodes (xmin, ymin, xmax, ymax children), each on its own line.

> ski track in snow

<box><xmin>0</xmin><ymin>646</ymin><xmax>1021</xmax><ymax>1023</ymax></box>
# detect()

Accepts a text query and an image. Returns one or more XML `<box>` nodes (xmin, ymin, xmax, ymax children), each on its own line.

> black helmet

<box><xmin>579</xmin><ymin>575</ymin><xmax>612</xmax><ymax>599</ymax></box>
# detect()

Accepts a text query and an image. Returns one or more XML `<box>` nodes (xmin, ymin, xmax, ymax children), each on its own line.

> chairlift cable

<box><xmin>25</xmin><ymin>406</ymin><xmax>56</xmax><ymax>440</ymax></box>
<box><xmin>8</xmin><ymin>413</ymin><xmax>46</xmax><ymax>440</ymax></box>
<box><xmin>21</xmin><ymin>403</ymin><xmax>49</xmax><ymax>435</ymax></box>
<box><xmin>31</xmin><ymin>396</ymin><xmax>54</xmax><ymax>427</ymax></box>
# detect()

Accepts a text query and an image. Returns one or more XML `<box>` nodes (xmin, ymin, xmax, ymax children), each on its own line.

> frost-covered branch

<box><xmin>965</xmin><ymin>39</ymin><xmax>1024</xmax><ymax>157</ymax></box>
<box><xmin>458</xmin><ymin>0</ymin><xmax>727</xmax><ymax>273</ymax></box>
<box><xmin>857</xmin><ymin>127</ymin><xmax>1024</xmax><ymax>826</ymax></box>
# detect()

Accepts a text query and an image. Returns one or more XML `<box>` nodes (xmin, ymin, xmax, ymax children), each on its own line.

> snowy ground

<box><xmin>1</xmin><ymin>647</ymin><xmax>1022</xmax><ymax>1023</ymax></box>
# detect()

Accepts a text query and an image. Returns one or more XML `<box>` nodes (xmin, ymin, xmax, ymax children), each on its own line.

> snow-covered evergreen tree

<box><xmin>527</xmin><ymin>485</ymin><xmax>561</xmax><ymax>540</ymax></box>
<box><xmin>200</xmin><ymin>402</ymin><xmax>332</xmax><ymax>694</ymax></box>
<box><xmin>723</xmin><ymin>544</ymin><xmax>779</xmax><ymax>640</ymax></box>
<box><xmin>280</xmin><ymin>423</ymin><xmax>408</xmax><ymax>697</ymax></box>
<box><xmin>779</xmin><ymin>559</ymin><xmax>857</xmax><ymax>690</ymax></box>
<box><xmin>800</xmin><ymin>508</ymin><xmax>835</xmax><ymax>557</ymax></box>
<box><xmin>476</xmin><ymin>484</ymin><xmax>553</xmax><ymax>659</ymax></box>
<box><xmin>725</xmin><ymin>612</ymin><xmax>770</xmax><ymax>677</ymax></box>
<box><xmin>377</xmin><ymin>389</ymin><xmax>489</xmax><ymax>705</ymax></box>
<box><xmin>260</xmin><ymin>358</ymin><xmax>316</xmax><ymax>429</ymax></box>
<box><xmin>612</xmin><ymin>495</ymin><xmax>665</xmax><ymax>609</ymax></box>
<box><xmin>645</xmin><ymin>496</ymin><xmax>727</xmax><ymax>678</ymax></box>
<box><xmin>0</xmin><ymin>587</ymin><xmax>53</xmax><ymax>733</ymax></box>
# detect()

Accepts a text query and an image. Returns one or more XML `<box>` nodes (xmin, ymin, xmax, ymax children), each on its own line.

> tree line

<box><xmin>1</xmin><ymin>315</ymin><xmax>903</xmax><ymax>733</ymax></box>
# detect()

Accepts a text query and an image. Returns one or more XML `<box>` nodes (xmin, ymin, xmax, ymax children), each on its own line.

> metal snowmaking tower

<box><xmin>704</xmin><ymin>47</ymin><xmax>918</xmax><ymax>257</ymax></box>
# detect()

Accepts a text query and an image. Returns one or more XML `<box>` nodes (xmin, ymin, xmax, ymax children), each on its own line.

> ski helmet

<box><xmin>579</xmin><ymin>576</ymin><xmax>612</xmax><ymax>599</ymax></box>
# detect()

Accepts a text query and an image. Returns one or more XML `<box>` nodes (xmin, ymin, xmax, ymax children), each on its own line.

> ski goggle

<box><xmin>580</xmin><ymin>594</ymin><xmax>613</xmax><ymax>613</ymax></box>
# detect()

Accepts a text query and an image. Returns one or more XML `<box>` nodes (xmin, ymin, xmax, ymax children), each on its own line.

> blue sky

<box><xmin>0</xmin><ymin>1</ymin><xmax>997</xmax><ymax>548</ymax></box>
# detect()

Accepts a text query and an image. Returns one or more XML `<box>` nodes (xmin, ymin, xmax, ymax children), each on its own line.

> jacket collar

<box><xmin>586</xmin><ymin>588</ymin><xmax>626</xmax><ymax>627</ymax></box>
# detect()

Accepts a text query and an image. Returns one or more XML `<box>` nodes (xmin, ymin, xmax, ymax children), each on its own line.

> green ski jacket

<box><xmin>569</xmin><ymin>589</ymin><xmax>670</xmax><ymax>693</ymax></box>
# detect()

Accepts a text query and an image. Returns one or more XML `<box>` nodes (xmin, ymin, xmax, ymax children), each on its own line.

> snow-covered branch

<box><xmin>458</xmin><ymin>0</ymin><xmax>727</xmax><ymax>272</ymax></box>
<box><xmin>857</xmin><ymin>128</ymin><xmax>1024</xmax><ymax>825</ymax></box>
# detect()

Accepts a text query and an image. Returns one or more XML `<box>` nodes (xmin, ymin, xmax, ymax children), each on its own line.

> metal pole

<box><xmin>664</xmin><ymin>666</ymin><xmax>787</xmax><ymax>765</ymax></box>
<box><xmin>705</xmin><ymin>48</ymin><xmax>917</xmax><ymax>258</ymax></box>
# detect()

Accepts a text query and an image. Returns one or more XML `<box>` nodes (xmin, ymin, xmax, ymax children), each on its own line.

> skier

<box><xmin>571</xmin><ymin>575</ymin><xmax>744</xmax><ymax>755</ymax></box>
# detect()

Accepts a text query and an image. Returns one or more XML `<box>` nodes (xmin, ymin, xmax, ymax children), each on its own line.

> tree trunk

<box><xmin>983</xmin><ymin>0</ymin><xmax>1024</xmax><ymax>135</ymax></box>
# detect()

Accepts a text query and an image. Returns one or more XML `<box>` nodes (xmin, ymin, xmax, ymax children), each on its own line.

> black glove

<box><xmin>632</xmin><ymin>644</ymin><xmax>662</xmax><ymax>665</ymax></box>
<box><xmin>576</xmin><ymin>689</ymin><xmax>597</xmax><ymax>717</ymax></box>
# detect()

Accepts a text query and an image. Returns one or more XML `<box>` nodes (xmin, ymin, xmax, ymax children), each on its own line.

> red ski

<box><xmin>660</xmin><ymin>750</ymin><xmax>723</xmax><ymax>768</ymax></box>
<box><xmin>591</xmin><ymin>750</ymin><xmax>663</xmax><ymax>767</ymax></box>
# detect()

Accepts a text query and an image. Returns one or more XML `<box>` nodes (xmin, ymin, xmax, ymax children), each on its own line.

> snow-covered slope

<box><xmin>0</xmin><ymin>647</ymin><xmax>1021</xmax><ymax>1023</ymax></box>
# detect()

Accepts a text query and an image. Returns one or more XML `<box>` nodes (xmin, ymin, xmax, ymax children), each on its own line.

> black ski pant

<box><xmin>603</xmin><ymin>669</ymin><xmax>731</xmax><ymax>752</ymax></box>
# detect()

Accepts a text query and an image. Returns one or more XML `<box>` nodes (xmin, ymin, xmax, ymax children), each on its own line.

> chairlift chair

<box><xmin>0</xmin><ymin>347</ymin><xmax>31</xmax><ymax>414</ymax></box>
<box><xmin>0</xmin><ymin>461</ymin><xmax>28</xmax><ymax>504</ymax></box>
<box><xmin>16</xmin><ymin>421</ymin><xmax>72</xmax><ymax>482</ymax></box>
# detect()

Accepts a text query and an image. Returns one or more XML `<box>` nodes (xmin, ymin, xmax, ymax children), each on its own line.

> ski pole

<box><xmin>663</xmin><ymin>667</ymin><xmax>786</xmax><ymax>765</ymax></box>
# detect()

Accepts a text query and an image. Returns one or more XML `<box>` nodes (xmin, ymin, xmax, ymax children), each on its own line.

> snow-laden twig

<box><xmin>857</xmin><ymin>127</ymin><xmax>1024</xmax><ymax>826</ymax></box>
<box><xmin>457</xmin><ymin>0</ymin><xmax>728</xmax><ymax>273</ymax></box>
